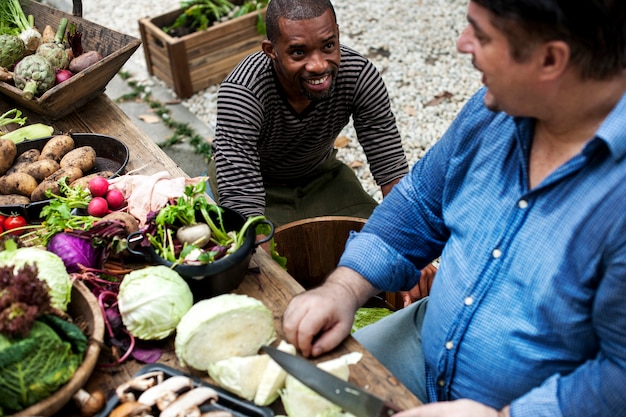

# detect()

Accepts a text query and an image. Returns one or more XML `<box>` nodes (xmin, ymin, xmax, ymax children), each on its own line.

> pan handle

<box><xmin>254</xmin><ymin>219</ymin><xmax>275</xmax><ymax>247</ymax></box>
<box><xmin>126</xmin><ymin>230</ymin><xmax>149</xmax><ymax>257</ymax></box>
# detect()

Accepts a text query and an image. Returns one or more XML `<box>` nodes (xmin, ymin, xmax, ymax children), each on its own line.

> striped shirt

<box><xmin>213</xmin><ymin>46</ymin><xmax>408</xmax><ymax>217</ymax></box>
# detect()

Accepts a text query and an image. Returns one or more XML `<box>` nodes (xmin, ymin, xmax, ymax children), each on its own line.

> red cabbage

<box><xmin>47</xmin><ymin>233</ymin><xmax>103</xmax><ymax>273</ymax></box>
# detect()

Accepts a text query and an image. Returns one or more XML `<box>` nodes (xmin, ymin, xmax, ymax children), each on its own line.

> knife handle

<box><xmin>379</xmin><ymin>401</ymin><xmax>403</xmax><ymax>416</ymax></box>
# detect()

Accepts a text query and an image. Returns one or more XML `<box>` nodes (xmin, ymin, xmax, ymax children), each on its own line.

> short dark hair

<box><xmin>266</xmin><ymin>0</ymin><xmax>337</xmax><ymax>43</ymax></box>
<box><xmin>472</xmin><ymin>0</ymin><xmax>626</xmax><ymax>80</ymax></box>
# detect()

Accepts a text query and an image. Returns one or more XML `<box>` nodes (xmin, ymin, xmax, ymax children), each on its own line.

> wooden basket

<box><xmin>0</xmin><ymin>0</ymin><xmax>141</xmax><ymax>119</ymax></box>
<box><xmin>9</xmin><ymin>281</ymin><xmax>105</xmax><ymax>417</ymax></box>
<box><xmin>139</xmin><ymin>6</ymin><xmax>266</xmax><ymax>98</ymax></box>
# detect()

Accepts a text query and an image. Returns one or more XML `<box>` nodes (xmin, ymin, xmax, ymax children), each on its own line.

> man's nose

<box><xmin>306</xmin><ymin>51</ymin><xmax>326</xmax><ymax>73</ymax></box>
<box><xmin>456</xmin><ymin>26</ymin><xmax>473</xmax><ymax>54</ymax></box>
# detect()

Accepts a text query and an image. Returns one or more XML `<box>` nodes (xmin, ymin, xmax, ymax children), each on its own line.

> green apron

<box><xmin>208</xmin><ymin>150</ymin><xmax>378</xmax><ymax>227</ymax></box>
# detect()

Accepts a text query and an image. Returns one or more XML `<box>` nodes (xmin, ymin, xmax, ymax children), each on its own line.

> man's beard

<box><xmin>301</xmin><ymin>77</ymin><xmax>336</xmax><ymax>101</ymax></box>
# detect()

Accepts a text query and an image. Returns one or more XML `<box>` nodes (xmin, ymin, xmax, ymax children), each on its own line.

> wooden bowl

<box><xmin>9</xmin><ymin>280</ymin><xmax>105</xmax><ymax>417</ymax></box>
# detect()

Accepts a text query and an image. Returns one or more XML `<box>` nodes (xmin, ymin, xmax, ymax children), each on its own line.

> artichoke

<box><xmin>13</xmin><ymin>55</ymin><xmax>55</xmax><ymax>100</ymax></box>
<box><xmin>0</xmin><ymin>34</ymin><xmax>26</xmax><ymax>69</ymax></box>
<box><xmin>36</xmin><ymin>42</ymin><xmax>70</xmax><ymax>71</ymax></box>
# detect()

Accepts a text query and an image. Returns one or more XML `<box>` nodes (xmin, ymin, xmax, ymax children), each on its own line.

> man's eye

<box><xmin>324</xmin><ymin>42</ymin><xmax>335</xmax><ymax>50</ymax></box>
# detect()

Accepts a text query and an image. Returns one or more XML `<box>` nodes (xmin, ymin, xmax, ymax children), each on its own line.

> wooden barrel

<box><xmin>273</xmin><ymin>216</ymin><xmax>367</xmax><ymax>290</ymax></box>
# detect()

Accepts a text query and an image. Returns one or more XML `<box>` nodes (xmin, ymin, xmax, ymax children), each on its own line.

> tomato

<box><xmin>4</xmin><ymin>215</ymin><xmax>27</xmax><ymax>236</ymax></box>
<box><xmin>0</xmin><ymin>214</ymin><xmax>6</xmax><ymax>228</ymax></box>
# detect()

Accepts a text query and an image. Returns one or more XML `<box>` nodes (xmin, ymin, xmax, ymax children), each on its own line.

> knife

<box><xmin>263</xmin><ymin>345</ymin><xmax>401</xmax><ymax>417</ymax></box>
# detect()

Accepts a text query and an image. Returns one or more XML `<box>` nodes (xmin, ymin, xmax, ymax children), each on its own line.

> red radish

<box><xmin>105</xmin><ymin>189</ymin><xmax>125</xmax><ymax>210</ymax></box>
<box><xmin>88</xmin><ymin>176</ymin><xmax>109</xmax><ymax>197</ymax></box>
<box><xmin>88</xmin><ymin>197</ymin><xmax>109</xmax><ymax>217</ymax></box>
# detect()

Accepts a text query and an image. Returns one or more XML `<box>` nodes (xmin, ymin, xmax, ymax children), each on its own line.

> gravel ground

<box><xmin>56</xmin><ymin>0</ymin><xmax>482</xmax><ymax>202</ymax></box>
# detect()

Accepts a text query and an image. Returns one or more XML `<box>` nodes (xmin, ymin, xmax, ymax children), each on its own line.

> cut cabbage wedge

<box><xmin>175</xmin><ymin>294</ymin><xmax>276</xmax><ymax>370</ymax></box>
<box><xmin>280</xmin><ymin>352</ymin><xmax>362</xmax><ymax>417</ymax></box>
<box><xmin>208</xmin><ymin>354</ymin><xmax>271</xmax><ymax>401</ymax></box>
<box><xmin>254</xmin><ymin>340</ymin><xmax>296</xmax><ymax>406</ymax></box>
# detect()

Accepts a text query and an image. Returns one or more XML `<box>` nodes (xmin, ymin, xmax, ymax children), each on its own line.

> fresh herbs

<box><xmin>163</xmin><ymin>0</ymin><xmax>269</xmax><ymax>36</ymax></box>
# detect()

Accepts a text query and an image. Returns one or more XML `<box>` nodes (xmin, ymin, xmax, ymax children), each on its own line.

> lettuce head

<box><xmin>0</xmin><ymin>246</ymin><xmax>72</xmax><ymax>312</ymax></box>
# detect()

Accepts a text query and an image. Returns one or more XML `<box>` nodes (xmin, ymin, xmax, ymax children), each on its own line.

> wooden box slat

<box><xmin>0</xmin><ymin>1</ymin><xmax>141</xmax><ymax>120</ymax></box>
<box><xmin>139</xmin><ymin>8</ymin><xmax>266</xmax><ymax>98</ymax></box>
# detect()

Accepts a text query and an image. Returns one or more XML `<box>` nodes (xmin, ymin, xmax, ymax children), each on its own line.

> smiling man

<box><xmin>208</xmin><ymin>0</ymin><xmax>408</xmax><ymax>227</ymax></box>
<box><xmin>282</xmin><ymin>0</ymin><xmax>626</xmax><ymax>416</ymax></box>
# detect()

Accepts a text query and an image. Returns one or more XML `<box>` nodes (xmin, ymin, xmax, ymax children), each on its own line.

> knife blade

<box><xmin>263</xmin><ymin>345</ymin><xmax>401</xmax><ymax>417</ymax></box>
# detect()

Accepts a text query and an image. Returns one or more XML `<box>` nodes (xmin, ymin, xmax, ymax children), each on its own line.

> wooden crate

<box><xmin>0</xmin><ymin>1</ymin><xmax>141</xmax><ymax>120</ymax></box>
<box><xmin>138</xmin><ymin>8</ymin><xmax>266</xmax><ymax>99</ymax></box>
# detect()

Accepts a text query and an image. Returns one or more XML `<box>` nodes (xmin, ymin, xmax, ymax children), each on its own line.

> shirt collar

<box><xmin>594</xmin><ymin>90</ymin><xmax>626</xmax><ymax>161</ymax></box>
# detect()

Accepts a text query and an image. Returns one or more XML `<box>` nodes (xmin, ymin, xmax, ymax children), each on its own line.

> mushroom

<box><xmin>160</xmin><ymin>387</ymin><xmax>219</xmax><ymax>417</ymax></box>
<box><xmin>109</xmin><ymin>401</ymin><xmax>153</xmax><ymax>417</ymax></box>
<box><xmin>72</xmin><ymin>389</ymin><xmax>106</xmax><ymax>417</ymax></box>
<box><xmin>201</xmin><ymin>412</ymin><xmax>233</xmax><ymax>417</ymax></box>
<box><xmin>116</xmin><ymin>371</ymin><xmax>165</xmax><ymax>403</ymax></box>
<box><xmin>137</xmin><ymin>375</ymin><xmax>195</xmax><ymax>411</ymax></box>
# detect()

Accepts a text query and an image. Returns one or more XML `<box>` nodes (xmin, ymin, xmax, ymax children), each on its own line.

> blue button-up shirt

<box><xmin>339</xmin><ymin>88</ymin><xmax>626</xmax><ymax>417</ymax></box>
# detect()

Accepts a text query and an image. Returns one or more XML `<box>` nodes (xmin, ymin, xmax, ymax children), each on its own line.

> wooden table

<box><xmin>1</xmin><ymin>94</ymin><xmax>422</xmax><ymax>415</ymax></box>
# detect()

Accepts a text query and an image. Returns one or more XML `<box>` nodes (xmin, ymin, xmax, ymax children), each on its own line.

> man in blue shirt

<box><xmin>282</xmin><ymin>1</ymin><xmax>626</xmax><ymax>416</ymax></box>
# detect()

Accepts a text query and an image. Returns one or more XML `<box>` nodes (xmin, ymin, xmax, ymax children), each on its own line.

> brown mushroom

<box><xmin>160</xmin><ymin>387</ymin><xmax>219</xmax><ymax>417</ymax></box>
<box><xmin>73</xmin><ymin>389</ymin><xmax>106</xmax><ymax>417</ymax></box>
<box><xmin>116</xmin><ymin>371</ymin><xmax>164</xmax><ymax>403</ymax></box>
<box><xmin>109</xmin><ymin>401</ymin><xmax>153</xmax><ymax>417</ymax></box>
<box><xmin>137</xmin><ymin>375</ymin><xmax>195</xmax><ymax>411</ymax></box>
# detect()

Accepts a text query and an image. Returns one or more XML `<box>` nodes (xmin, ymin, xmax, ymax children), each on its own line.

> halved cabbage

<box><xmin>175</xmin><ymin>294</ymin><xmax>276</xmax><ymax>370</ymax></box>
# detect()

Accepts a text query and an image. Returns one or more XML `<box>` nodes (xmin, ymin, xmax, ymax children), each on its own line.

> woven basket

<box><xmin>0</xmin><ymin>0</ymin><xmax>141</xmax><ymax>119</ymax></box>
<box><xmin>9</xmin><ymin>281</ymin><xmax>105</xmax><ymax>417</ymax></box>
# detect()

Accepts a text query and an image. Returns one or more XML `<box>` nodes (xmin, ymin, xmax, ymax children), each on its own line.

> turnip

<box><xmin>88</xmin><ymin>176</ymin><xmax>109</xmax><ymax>197</ymax></box>
<box><xmin>176</xmin><ymin>223</ymin><xmax>211</xmax><ymax>247</ymax></box>
<box><xmin>105</xmin><ymin>189</ymin><xmax>125</xmax><ymax>210</ymax></box>
<box><xmin>88</xmin><ymin>196</ymin><xmax>109</xmax><ymax>217</ymax></box>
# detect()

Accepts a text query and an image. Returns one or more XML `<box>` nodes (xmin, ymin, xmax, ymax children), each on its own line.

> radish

<box><xmin>88</xmin><ymin>197</ymin><xmax>109</xmax><ymax>217</ymax></box>
<box><xmin>105</xmin><ymin>189</ymin><xmax>125</xmax><ymax>210</ymax></box>
<box><xmin>88</xmin><ymin>176</ymin><xmax>109</xmax><ymax>197</ymax></box>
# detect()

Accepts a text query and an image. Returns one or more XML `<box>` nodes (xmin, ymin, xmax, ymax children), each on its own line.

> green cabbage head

<box><xmin>118</xmin><ymin>265</ymin><xmax>193</xmax><ymax>340</ymax></box>
<box><xmin>0</xmin><ymin>246</ymin><xmax>72</xmax><ymax>311</ymax></box>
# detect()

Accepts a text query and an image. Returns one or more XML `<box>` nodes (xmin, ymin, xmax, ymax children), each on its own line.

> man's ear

<box><xmin>262</xmin><ymin>40</ymin><xmax>276</xmax><ymax>60</ymax></box>
<box><xmin>538</xmin><ymin>40</ymin><xmax>570</xmax><ymax>81</ymax></box>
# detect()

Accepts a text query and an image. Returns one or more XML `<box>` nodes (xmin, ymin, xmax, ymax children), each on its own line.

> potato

<box><xmin>60</xmin><ymin>146</ymin><xmax>97</xmax><ymax>172</ymax></box>
<box><xmin>68</xmin><ymin>50</ymin><xmax>104</xmax><ymax>73</ymax></box>
<box><xmin>0</xmin><ymin>139</ymin><xmax>17</xmax><ymax>175</ymax></box>
<box><xmin>39</xmin><ymin>134</ymin><xmax>74</xmax><ymax>162</ymax></box>
<box><xmin>0</xmin><ymin>172</ymin><xmax>38</xmax><ymax>197</ymax></box>
<box><xmin>23</xmin><ymin>159</ymin><xmax>61</xmax><ymax>182</ymax></box>
<box><xmin>70</xmin><ymin>171</ymin><xmax>114</xmax><ymax>190</ymax></box>
<box><xmin>0</xmin><ymin>194</ymin><xmax>31</xmax><ymax>206</ymax></box>
<box><xmin>31</xmin><ymin>166</ymin><xmax>83</xmax><ymax>201</ymax></box>
<box><xmin>6</xmin><ymin>149</ymin><xmax>41</xmax><ymax>174</ymax></box>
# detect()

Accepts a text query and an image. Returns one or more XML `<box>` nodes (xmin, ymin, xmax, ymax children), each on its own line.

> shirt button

<box><xmin>464</xmin><ymin>296</ymin><xmax>473</xmax><ymax>306</ymax></box>
<box><xmin>438</xmin><ymin>379</ymin><xmax>446</xmax><ymax>387</ymax></box>
<box><xmin>492</xmin><ymin>248</ymin><xmax>502</xmax><ymax>258</ymax></box>
<box><xmin>518</xmin><ymin>199</ymin><xmax>528</xmax><ymax>209</ymax></box>
<box><xmin>445</xmin><ymin>341</ymin><xmax>454</xmax><ymax>350</ymax></box>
